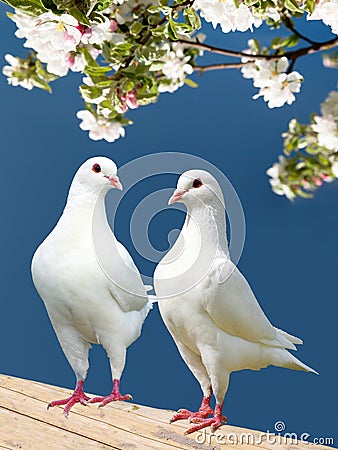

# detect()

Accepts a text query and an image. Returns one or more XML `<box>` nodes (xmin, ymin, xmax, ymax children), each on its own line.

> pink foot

<box><xmin>170</xmin><ymin>395</ymin><xmax>213</xmax><ymax>423</ymax></box>
<box><xmin>47</xmin><ymin>380</ymin><xmax>90</xmax><ymax>417</ymax></box>
<box><xmin>89</xmin><ymin>379</ymin><xmax>132</xmax><ymax>407</ymax></box>
<box><xmin>185</xmin><ymin>403</ymin><xmax>227</xmax><ymax>435</ymax></box>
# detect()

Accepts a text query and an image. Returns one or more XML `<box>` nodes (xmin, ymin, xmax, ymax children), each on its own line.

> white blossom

<box><xmin>158</xmin><ymin>44</ymin><xmax>193</xmax><ymax>93</ymax></box>
<box><xmin>27</xmin><ymin>12</ymin><xmax>82</xmax><ymax>53</ymax></box>
<box><xmin>266</xmin><ymin>157</ymin><xmax>296</xmax><ymax>200</ymax></box>
<box><xmin>331</xmin><ymin>160</ymin><xmax>338</xmax><ymax>177</ymax></box>
<box><xmin>193</xmin><ymin>0</ymin><xmax>262</xmax><ymax>33</ymax></box>
<box><xmin>81</xmin><ymin>18</ymin><xmax>115</xmax><ymax>45</ymax></box>
<box><xmin>312</xmin><ymin>116</ymin><xmax>338</xmax><ymax>151</ymax></box>
<box><xmin>242</xmin><ymin>53</ymin><xmax>303</xmax><ymax>108</ymax></box>
<box><xmin>10</xmin><ymin>11</ymin><xmax>85</xmax><ymax>77</ymax></box>
<box><xmin>321</xmin><ymin>90</ymin><xmax>338</xmax><ymax>118</ymax></box>
<box><xmin>2</xmin><ymin>54</ymin><xmax>34</xmax><ymax>90</ymax></box>
<box><xmin>11</xmin><ymin>12</ymin><xmax>40</xmax><ymax>40</ymax></box>
<box><xmin>311</xmin><ymin>89</ymin><xmax>338</xmax><ymax>151</ymax></box>
<box><xmin>307</xmin><ymin>0</ymin><xmax>338</xmax><ymax>35</ymax></box>
<box><xmin>110</xmin><ymin>0</ymin><xmax>158</xmax><ymax>24</ymax></box>
<box><xmin>264</xmin><ymin>7</ymin><xmax>280</xmax><ymax>22</ymax></box>
<box><xmin>77</xmin><ymin>110</ymin><xmax>125</xmax><ymax>142</ymax></box>
<box><xmin>254</xmin><ymin>70</ymin><xmax>303</xmax><ymax>108</ymax></box>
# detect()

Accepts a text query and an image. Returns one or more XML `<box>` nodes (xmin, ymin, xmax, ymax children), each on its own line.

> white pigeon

<box><xmin>32</xmin><ymin>156</ymin><xmax>151</xmax><ymax>416</ymax></box>
<box><xmin>154</xmin><ymin>169</ymin><xmax>317</xmax><ymax>435</ymax></box>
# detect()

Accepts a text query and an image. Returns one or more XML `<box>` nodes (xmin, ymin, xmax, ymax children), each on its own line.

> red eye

<box><xmin>92</xmin><ymin>164</ymin><xmax>101</xmax><ymax>173</ymax></box>
<box><xmin>193</xmin><ymin>178</ymin><xmax>202</xmax><ymax>188</ymax></box>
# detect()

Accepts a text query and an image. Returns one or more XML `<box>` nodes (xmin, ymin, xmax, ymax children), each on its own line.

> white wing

<box><xmin>202</xmin><ymin>258</ymin><xmax>301</xmax><ymax>350</ymax></box>
<box><xmin>108</xmin><ymin>240</ymin><xmax>150</xmax><ymax>313</ymax></box>
<box><xmin>91</xmin><ymin>209</ymin><xmax>149</xmax><ymax>313</ymax></box>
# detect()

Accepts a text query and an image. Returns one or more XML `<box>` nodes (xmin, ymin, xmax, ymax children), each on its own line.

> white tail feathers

<box><xmin>261</xmin><ymin>327</ymin><xmax>303</xmax><ymax>351</ymax></box>
<box><xmin>276</xmin><ymin>327</ymin><xmax>303</xmax><ymax>346</ymax></box>
<box><xmin>285</xmin><ymin>352</ymin><xmax>318</xmax><ymax>375</ymax></box>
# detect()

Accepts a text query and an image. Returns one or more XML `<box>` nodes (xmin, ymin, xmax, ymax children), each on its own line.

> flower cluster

<box><xmin>267</xmin><ymin>90</ymin><xmax>338</xmax><ymax>200</ymax></box>
<box><xmin>266</xmin><ymin>156</ymin><xmax>297</xmax><ymax>200</ymax></box>
<box><xmin>157</xmin><ymin>43</ymin><xmax>193</xmax><ymax>93</ymax></box>
<box><xmin>77</xmin><ymin>110</ymin><xmax>126</xmax><ymax>142</ymax></box>
<box><xmin>193</xmin><ymin>0</ymin><xmax>280</xmax><ymax>34</ymax></box>
<box><xmin>3</xmin><ymin>54</ymin><xmax>35</xmax><ymax>90</ymax></box>
<box><xmin>241</xmin><ymin>41</ymin><xmax>303</xmax><ymax>108</ymax></box>
<box><xmin>312</xmin><ymin>90</ymin><xmax>338</xmax><ymax>151</ymax></box>
<box><xmin>8</xmin><ymin>11</ymin><xmax>116</xmax><ymax>77</ymax></box>
<box><xmin>1</xmin><ymin>0</ymin><xmax>337</xmax><ymax>153</ymax></box>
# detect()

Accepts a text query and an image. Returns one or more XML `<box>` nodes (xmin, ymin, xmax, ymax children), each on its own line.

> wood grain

<box><xmin>0</xmin><ymin>374</ymin><xmax>335</xmax><ymax>450</ymax></box>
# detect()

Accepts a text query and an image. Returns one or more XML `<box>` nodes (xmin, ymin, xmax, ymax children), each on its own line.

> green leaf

<box><xmin>284</xmin><ymin>0</ymin><xmax>304</xmax><ymax>14</ymax></box>
<box><xmin>85</xmin><ymin>65</ymin><xmax>113</xmax><ymax>76</ymax></box>
<box><xmin>32</xmin><ymin>75</ymin><xmax>52</xmax><ymax>92</ymax></box>
<box><xmin>95</xmin><ymin>0</ymin><xmax>113</xmax><ymax>11</ymax></box>
<box><xmin>137</xmin><ymin>92</ymin><xmax>158</xmax><ymax>105</ymax></box>
<box><xmin>282</xmin><ymin>34</ymin><xmax>299</xmax><ymax>48</ymax></box>
<box><xmin>183</xmin><ymin>7</ymin><xmax>201</xmax><ymax>30</ymax></box>
<box><xmin>121</xmin><ymin>79</ymin><xmax>135</xmax><ymax>91</ymax></box>
<box><xmin>305</xmin><ymin>0</ymin><xmax>315</xmax><ymax>13</ymax></box>
<box><xmin>184</xmin><ymin>77</ymin><xmax>198</xmax><ymax>88</ymax></box>
<box><xmin>68</xmin><ymin>6</ymin><xmax>90</xmax><ymax>25</ymax></box>
<box><xmin>244</xmin><ymin>0</ymin><xmax>259</xmax><ymax>6</ymax></box>
<box><xmin>2</xmin><ymin>0</ymin><xmax>48</xmax><ymax>16</ymax></box>
<box><xmin>80</xmin><ymin>85</ymin><xmax>104</xmax><ymax>100</ymax></box>
<box><xmin>130</xmin><ymin>21</ymin><xmax>144</xmax><ymax>36</ymax></box>
<box><xmin>147</xmin><ymin>5</ymin><xmax>161</xmax><ymax>14</ymax></box>
<box><xmin>151</xmin><ymin>23</ymin><xmax>168</xmax><ymax>37</ymax></box>
<box><xmin>149</xmin><ymin>61</ymin><xmax>165</xmax><ymax>71</ymax></box>
<box><xmin>295</xmin><ymin>189</ymin><xmax>313</xmax><ymax>198</ymax></box>
<box><xmin>168</xmin><ymin>15</ymin><xmax>178</xmax><ymax>40</ymax></box>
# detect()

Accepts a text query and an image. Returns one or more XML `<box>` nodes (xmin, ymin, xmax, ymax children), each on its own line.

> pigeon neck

<box><xmin>64</xmin><ymin>182</ymin><xmax>108</xmax><ymax>216</ymax></box>
<box><xmin>184</xmin><ymin>201</ymin><xmax>229</xmax><ymax>254</ymax></box>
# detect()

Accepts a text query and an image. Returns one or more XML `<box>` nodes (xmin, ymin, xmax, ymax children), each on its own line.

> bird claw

<box><xmin>170</xmin><ymin>406</ymin><xmax>213</xmax><ymax>424</ymax></box>
<box><xmin>184</xmin><ymin>414</ymin><xmax>226</xmax><ymax>434</ymax></box>
<box><xmin>47</xmin><ymin>391</ymin><xmax>91</xmax><ymax>417</ymax></box>
<box><xmin>89</xmin><ymin>392</ymin><xmax>132</xmax><ymax>407</ymax></box>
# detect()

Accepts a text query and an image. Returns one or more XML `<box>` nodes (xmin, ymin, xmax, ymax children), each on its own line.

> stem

<box><xmin>177</xmin><ymin>36</ymin><xmax>338</xmax><ymax>61</ymax></box>
<box><xmin>281</xmin><ymin>15</ymin><xmax>317</xmax><ymax>46</ymax></box>
<box><xmin>287</xmin><ymin>58</ymin><xmax>296</xmax><ymax>73</ymax></box>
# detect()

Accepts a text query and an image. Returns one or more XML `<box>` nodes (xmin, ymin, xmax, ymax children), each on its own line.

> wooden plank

<box><xmin>0</xmin><ymin>386</ymin><xmax>181</xmax><ymax>450</ymax></box>
<box><xmin>0</xmin><ymin>374</ymin><xmax>335</xmax><ymax>450</ymax></box>
<box><xmin>0</xmin><ymin>407</ymin><xmax>113</xmax><ymax>450</ymax></box>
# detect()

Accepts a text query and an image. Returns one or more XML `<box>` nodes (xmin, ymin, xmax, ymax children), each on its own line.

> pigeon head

<box><xmin>74</xmin><ymin>156</ymin><xmax>123</xmax><ymax>192</ymax></box>
<box><xmin>168</xmin><ymin>170</ymin><xmax>225</xmax><ymax>208</ymax></box>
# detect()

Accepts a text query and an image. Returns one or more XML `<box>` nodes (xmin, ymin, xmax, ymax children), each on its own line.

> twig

<box><xmin>281</xmin><ymin>15</ymin><xmax>317</xmax><ymax>46</ymax></box>
<box><xmin>176</xmin><ymin>36</ymin><xmax>338</xmax><ymax>61</ymax></box>
<box><xmin>193</xmin><ymin>62</ymin><xmax>248</xmax><ymax>72</ymax></box>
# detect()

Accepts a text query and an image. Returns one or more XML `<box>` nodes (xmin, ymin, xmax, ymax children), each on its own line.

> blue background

<box><xmin>0</xmin><ymin>4</ymin><xmax>337</xmax><ymax>445</ymax></box>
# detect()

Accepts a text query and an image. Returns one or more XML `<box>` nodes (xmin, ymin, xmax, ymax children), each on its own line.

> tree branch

<box><xmin>193</xmin><ymin>62</ymin><xmax>248</xmax><ymax>72</ymax></box>
<box><xmin>177</xmin><ymin>36</ymin><xmax>338</xmax><ymax>61</ymax></box>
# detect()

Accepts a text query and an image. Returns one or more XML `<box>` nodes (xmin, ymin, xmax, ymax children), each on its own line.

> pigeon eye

<box><xmin>92</xmin><ymin>164</ymin><xmax>101</xmax><ymax>173</ymax></box>
<box><xmin>192</xmin><ymin>178</ymin><xmax>202</xmax><ymax>188</ymax></box>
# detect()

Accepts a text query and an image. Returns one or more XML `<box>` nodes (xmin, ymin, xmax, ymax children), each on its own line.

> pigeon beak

<box><xmin>107</xmin><ymin>175</ymin><xmax>123</xmax><ymax>190</ymax></box>
<box><xmin>168</xmin><ymin>189</ymin><xmax>187</xmax><ymax>205</ymax></box>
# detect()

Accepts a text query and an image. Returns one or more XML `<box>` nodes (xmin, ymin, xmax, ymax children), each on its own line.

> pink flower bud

<box><xmin>312</xmin><ymin>177</ymin><xmax>322</xmax><ymax>186</ymax></box>
<box><xmin>110</xmin><ymin>19</ymin><xmax>118</xmax><ymax>32</ymax></box>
